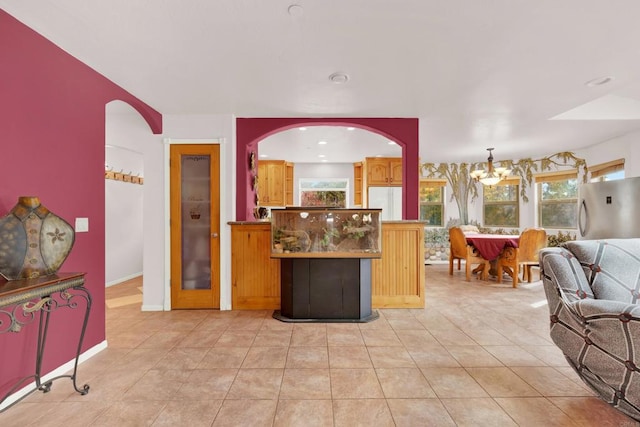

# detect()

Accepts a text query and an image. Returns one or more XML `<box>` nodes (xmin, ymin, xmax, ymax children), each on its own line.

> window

<box><xmin>536</xmin><ymin>171</ymin><xmax>578</xmax><ymax>228</ymax></box>
<box><xmin>419</xmin><ymin>180</ymin><xmax>445</xmax><ymax>226</ymax></box>
<box><xmin>589</xmin><ymin>158</ymin><xmax>625</xmax><ymax>182</ymax></box>
<box><xmin>299</xmin><ymin>178</ymin><xmax>348</xmax><ymax>208</ymax></box>
<box><xmin>483</xmin><ymin>179</ymin><xmax>519</xmax><ymax>227</ymax></box>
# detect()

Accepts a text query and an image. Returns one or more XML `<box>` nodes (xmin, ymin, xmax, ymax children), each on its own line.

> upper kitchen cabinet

<box><xmin>365</xmin><ymin>157</ymin><xmax>403</xmax><ymax>186</ymax></box>
<box><xmin>258</xmin><ymin>160</ymin><xmax>293</xmax><ymax>207</ymax></box>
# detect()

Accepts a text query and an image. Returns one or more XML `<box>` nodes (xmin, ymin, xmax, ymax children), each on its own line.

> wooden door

<box><xmin>170</xmin><ymin>144</ymin><xmax>220</xmax><ymax>309</ymax></box>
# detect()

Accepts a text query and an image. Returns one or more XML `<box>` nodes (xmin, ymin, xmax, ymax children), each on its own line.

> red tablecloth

<box><xmin>465</xmin><ymin>234</ymin><xmax>519</xmax><ymax>261</ymax></box>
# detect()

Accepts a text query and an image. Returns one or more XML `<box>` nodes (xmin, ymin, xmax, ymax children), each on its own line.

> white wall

<box><xmin>294</xmin><ymin>163</ymin><xmax>356</xmax><ymax>207</ymax></box>
<box><xmin>105</xmin><ymin>103</ymin><xmax>149</xmax><ymax>285</ymax></box>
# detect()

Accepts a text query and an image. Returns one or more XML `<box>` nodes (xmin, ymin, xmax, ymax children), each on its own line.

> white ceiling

<box><xmin>4</xmin><ymin>0</ymin><xmax>640</xmax><ymax>163</ymax></box>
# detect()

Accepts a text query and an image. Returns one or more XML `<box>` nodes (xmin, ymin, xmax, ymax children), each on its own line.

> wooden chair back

<box><xmin>449</xmin><ymin>226</ymin><xmax>469</xmax><ymax>259</ymax></box>
<box><xmin>518</xmin><ymin>228</ymin><xmax>547</xmax><ymax>263</ymax></box>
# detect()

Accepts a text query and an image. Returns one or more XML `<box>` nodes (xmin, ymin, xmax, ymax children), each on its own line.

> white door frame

<box><xmin>163</xmin><ymin>137</ymin><xmax>231</xmax><ymax>310</ymax></box>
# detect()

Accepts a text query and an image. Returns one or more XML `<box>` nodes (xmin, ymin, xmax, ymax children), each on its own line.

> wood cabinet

<box><xmin>365</xmin><ymin>157</ymin><xmax>403</xmax><ymax>186</ymax></box>
<box><xmin>285</xmin><ymin>162</ymin><xmax>294</xmax><ymax>206</ymax></box>
<box><xmin>229</xmin><ymin>221</ymin><xmax>424</xmax><ymax>310</ymax></box>
<box><xmin>257</xmin><ymin>160</ymin><xmax>290</xmax><ymax>206</ymax></box>
<box><xmin>231</xmin><ymin>222</ymin><xmax>281</xmax><ymax>309</ymax></box>
<box><xmin>371</xmin><ymin>221</ymin><xmax>425</xmax><ymax>308</ymax></box>
<box><xmin>353</xmin><ymin>162</ymin><xmax>363</xmax><ymax>206</ymax></box>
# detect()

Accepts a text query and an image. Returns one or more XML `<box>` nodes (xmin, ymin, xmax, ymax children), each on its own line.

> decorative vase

<box><xmin>0</xmin><ymin>196</ymin><xmax>75</xmax><ymax>280</ymax></box>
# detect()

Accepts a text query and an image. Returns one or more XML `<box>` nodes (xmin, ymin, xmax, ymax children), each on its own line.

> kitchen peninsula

<box><xmin>230</xmin><ymin>215</ymin><xmax>425</xmax><ymax>313</ymax></box>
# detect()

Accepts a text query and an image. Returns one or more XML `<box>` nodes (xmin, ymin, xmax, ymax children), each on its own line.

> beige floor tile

<box><xmin>137</xmin><ymin>331</ymin><xmax>186</xmax><ymax>349</ymax></box>
<box><xmin>511</xmin><ymin>366</ymin><xmax>595</xmax><ymax>396</ymax></box>
<box><xmin>367</xmin><ymin>346</ymin><xmax>416</xmax><ymax>368</ymax></box>
<box><xmin>274</xmin><ymin>399</ymin><xmax>334</xmax><ymax>427</ymax></box>
<box><xmin>387</xmin><ymin>398</ymin><xmax>456</xmax><ymax>426</ymax></box>
<box><xmin>174</xmin><ymin>368</ymin><xmax>237</xmax><ymax>400</ymax></box>
<box><xmin>375</xmin><ymin>368</ymin><xmax>436</xmax><ymax>398</ymax></box>
<box><xmin>242</xmin><ymin>346</ymin><xmax>288</xmax><ymax>368</ymax></box>
<box><xmin>549</xmin><ymin>396</ymin><xmax>640</xmax><ymax>427</ymax></box>
<box><xmin>151</xmin><ymin>400</ymin><xmax>222</xmax><ymax>427</ymax></box>
<box><xmin>253</xmin><ymin>330</ymin><xmax>292</xmax><ymax>347</ymax></box>
<box><xmin>290</xmin><ymin>327</ymin><xmax>328</xmax><ymax>346</ymax></box>
<box><xmin>332</xmin><ymin>399</ymin><xmax>394</xmax><ymax>427</ymax></box>
<box><xmin>420</xmin><ymin>367</ymin><xmax>489</xmax><ymax>398</ymax></box>
<box><xmin>467</xmin><ymin>367</ymin><xmax>540</xmax><ymax>397</ymax></box>
<box><xmin>387</xmin><ymin>318</ymin><xmax>426</xmax><ymax>330</ymax></box>
<box><xmin>327</xmin><ymin>328</ymin><xmax>365</xmax><ymax>346</ymax></box>
<box><xmin>153</xmin><ymin>347</ymin><xmax>209</xmax><ymax>370</ymax></box>
<box><xmin>286</xmin><ymin>346</ymin><xmax>329</xmax><ymax>368</ymax></box>
<box><xmin>328</xmin><ymin>346</ymin><xmax>373</xmax><ymax>368</ymax></box>
<box><xmin>445</xmin><ymin>345</ymin><xmax>504</xmax><ymax>367</ymax></box>
<box><xmin>330</xmin><ymin>369</ymin><xmax>384</xmax><ymax>398</ymax></box>
<box><xmin>519</xmin><ymin>344</ymin><xmax>570</xmax><ymax>366</ymax></box>
<box><xmin>122</xmin><ymin>369</ymin><xmax>192</xmax><ymax>401</ymax></box>
<box><xmin>212</xmin><ymin>399</ymin><xmax>277</xmax><ymax>427</ymax></box>
<box><xmin>429</xmin><ymin>328</ymin><xmax>477</xmax><ymax>346</ymax></box>
<box><xmin>408</xmin><ymin>345</ymin><xmax>461</xmax><ymax>368</ymax></box>
<box><xmin>175</xmin><ymin>329</ymin><xmax>224</xmax><ymax>348</ymax></box>
<box><xmin>441</xmin><ymin>397</ymin><xmax>518</xmax><ymax>426</ymax></box>
<box><xmin>483</xmin><ymin>345</ymin><xmax>547</xmax><ymax>367</ymax></box>
<box><xmin>279</xmin><ymin>368</ymin><xmax>331</xmax><ymax>399</ymax></box>
<box><xmin>394</xmin><ymin>329</ymin><xmax>439</xmax><ymax>350</ymax></box>
<box><xmin>197</xmin><ymin>346</ymin><xmax>249</xmax><ymax>369</ymax></box>
<box><xmin>494</xmin><ymin>397</ymin><xmax>578</xmax><ymax>426</ymax></box>
<box><xmin>91</xmin><ymin>400</ymin><xmax>167</xmax><ymax>426</ymax></box>
<box><xmin>360</xmin><ymin>329</ymin><xmax>402</xmax><ymax>346</ymax></box>
<box><xmin>19</xmin><ymin>400</ymin><xmax>110</xmax><ymax>427</ymax></box>
<box><xmin>226</xmin><ymin>368</ymin><xmax>284</xmax><ymax>399</ymax></box>
<box><xmin>214</xmin><ymin>330</ymin><xmax>257</xmax><ymax>347</ymax></box>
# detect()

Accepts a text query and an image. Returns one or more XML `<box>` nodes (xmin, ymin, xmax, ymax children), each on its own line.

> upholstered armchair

<box><xmin>540</xmin><ymin>239</ymin><xmax>640</xmax><ymax>421</ymax></box>
<box><xmin>448</xmin><ymin>226</ymin><xmax>490</xmax><ymax>281</ymax></box>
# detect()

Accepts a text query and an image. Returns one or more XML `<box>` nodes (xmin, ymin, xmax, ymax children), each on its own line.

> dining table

<box><xmin>465</xmin><ymin>233</ymin><xmax>520</xmax><ymax>282</ymax></box>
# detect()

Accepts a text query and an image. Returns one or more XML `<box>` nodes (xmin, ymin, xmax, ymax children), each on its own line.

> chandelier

<box><xmin>470</xmin><ymin>148</ymin><xmax>511</xmax><ymax>186</ymax></box>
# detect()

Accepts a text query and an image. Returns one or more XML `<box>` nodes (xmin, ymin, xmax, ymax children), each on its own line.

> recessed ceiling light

<box><xmin>318</xmin><ymin>154</ymin><xmax>326</xmax><ymax>158</ymax></box>
<box><xmin>347</xmin><ymin>127</ymin><xmax>355</xmax><ymax>131</ymax></box>
<box><xmin>329</xmin><ymin>72</ymin><xmax>349</xmax><ymax>84</ymax></box>
<box><xmin>585</xmin><ymin>76</ymin><xmax>614</xmax><ymax>87</ymax></box>
<box><xmin>259</xmin><ymin>154</ymin><xmax>269</xmax><ymax>158</ymax></box>
<box><xmin>299</xmin><ymin>127</ymin><xmax>307</xmax><ymax>131</ymax></box>
<box><xmin>321</xmin><ymin>159</ymin><xmax>328</xmax><ymax>163</ymax></box>
<box><xmin>375</xmin><ymin>154</ymin><xmax>383</xmax><ymax>157</ymax></box>
<box><xmin>388</xmin><ymin>141</ymin><xmax>396</xmax><ymax>145</ymax></box>
<box><xmin>318</xmin><ymin>140</ymin><xmax>327</xmax><ymax>145</ymax></box>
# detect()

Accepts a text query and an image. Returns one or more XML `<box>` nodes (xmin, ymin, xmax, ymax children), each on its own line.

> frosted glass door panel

<box><xmin>181</xmin><ymin>155</ymin><xmax>211</xmax><ymax>290</ymax></box>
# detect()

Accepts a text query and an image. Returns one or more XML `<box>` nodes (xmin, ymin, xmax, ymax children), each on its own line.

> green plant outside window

<box><xmin>538</xmin><ymin>178</ymin><xmax>578</xmax><ymax>228</ymax></box>
<box><xmin>483</xmin><ymin>183</ymin><xmax>519</xmax><ymax>227</ymax></box>
<box><xmin>419</xmin><ymin>184</ymin><xmax>444</xmax><ymax>226</ymax></box>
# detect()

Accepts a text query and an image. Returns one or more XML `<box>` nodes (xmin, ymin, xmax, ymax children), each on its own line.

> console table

<box><xmin>0</xmin><ymin>272</ymin><xmax>91</xmax><ymax>412</ymax></box>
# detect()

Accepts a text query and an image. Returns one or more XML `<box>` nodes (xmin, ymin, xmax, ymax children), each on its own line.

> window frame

<box><xmin>419</xmin><ymin>179</ymin><xmax>445</xmax><ymax>227</ymax></box>
<box><xmin>298</xmin><ymin>178</ymin><xmax>349</xmax><ymax>208</ymax></box>
<box><xmin>589</xmin><ymin>158</ymin><xmax>625</xmax><ymax>182</ymax></box>
<box><xmin>535</xmin><ymin>171</ymin><xmax>578</xmax><ymax>229</ymax></box>
<box><xmin>482</xmin><ymin>178</ymin><xmax>520</xmax><ymax>228</ymax></box>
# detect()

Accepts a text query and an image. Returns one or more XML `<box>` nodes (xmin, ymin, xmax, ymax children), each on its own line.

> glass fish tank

<box><xmin>270</xmin><ymin>207</ymin><xmax>382</xmax><ymax>258</ymax></box>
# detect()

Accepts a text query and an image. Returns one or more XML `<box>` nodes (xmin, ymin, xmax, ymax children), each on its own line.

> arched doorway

<box><xmin>236</xmin><ymin>118</ymin><xmax>419</xmax><ymax>220</ymax></box>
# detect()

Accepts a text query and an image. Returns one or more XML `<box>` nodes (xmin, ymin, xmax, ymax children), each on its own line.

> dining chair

<box><xmin>497</xmin><ymin>228</ymin><xmax>547</xmax><ymax>287</ymax></box>
<box><xmin>449</xmin><ymin>226</ymin><xmax>490</xmax><ymax>281</ymax></box>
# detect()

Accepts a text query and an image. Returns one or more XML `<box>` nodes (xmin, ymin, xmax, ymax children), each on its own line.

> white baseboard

<box><xmin>141</xmin><ymin>304</ymin><xmax>165</xmax><ymax>311</ymax></box>
<box><xmin>106</xmin><ymin>272</ymin><xmax>142</xmax><ymax>287</ymax></box>
<box><xmin>0</xmin><ymin>340</ymin><xmax>108</xmax><ymax>411</ymax></box>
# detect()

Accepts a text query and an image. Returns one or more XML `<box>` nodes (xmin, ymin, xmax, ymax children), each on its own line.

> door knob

<box><xmin>211</xmin><ymin>232</ymin><xmax>219</xmax><ymax>238</ymax></box>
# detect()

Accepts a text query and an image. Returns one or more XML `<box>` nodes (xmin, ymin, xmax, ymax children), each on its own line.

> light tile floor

<box><xmin>1</xmin><ymin>265</ymin><xmax>639</xmax><ymax>426</ymax></box>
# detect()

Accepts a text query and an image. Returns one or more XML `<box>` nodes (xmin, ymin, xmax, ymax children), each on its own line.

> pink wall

<box><xmin>236</xmin><ymin>118</ymin><xmax>420</xmax><ymax>221</ymax></box>
<box><xmin>0</xmin><ymin>10</ymin><xmax>161</xmax><ymax>399</ymax></box>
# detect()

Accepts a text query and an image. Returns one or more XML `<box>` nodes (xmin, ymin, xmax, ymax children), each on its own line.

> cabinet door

<box><xmin>257</xmin><ymin>162</ymin><xmax>268</xmax><ymax>204</ymax></box>
<box><xmin>390</xmin><ymin>159</ymin><xmax>403</xmax><ymax>186</ymax></box>
<box><xmin>353</xmin><ymin>162</ymin><xmax>363</xmax><ymax>206</ymax></box>
<box><xmin>265</xmin><ymin>162</ymin><xmax>285</xmax><ymax>206</ymax></box>
<box><xmin>285</xmin><ymin>162</ymin><xmax>294</xmax><ymax>206</ymax></box>
<box><xmin>367</xmin><ymin>159</ymin><xmax>390</xmax><ymax>185</ymax></box>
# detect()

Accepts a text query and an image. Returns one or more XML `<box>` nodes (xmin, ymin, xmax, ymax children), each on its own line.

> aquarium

<box><xmin>270</xmin><ymin>207</ymin><xmax>382</xmax><ymax>258</ymax></box>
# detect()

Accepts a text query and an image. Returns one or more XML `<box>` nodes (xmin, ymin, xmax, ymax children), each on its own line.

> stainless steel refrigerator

<box><xmin>578</xmin><ymin>176</ymin><xmax>640</xmax><ymax>239</ymax></box>
<box><xmin>368</xmin><ymin>186</ymin><xmax>403</xmax><ymax>220</ymax></box>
